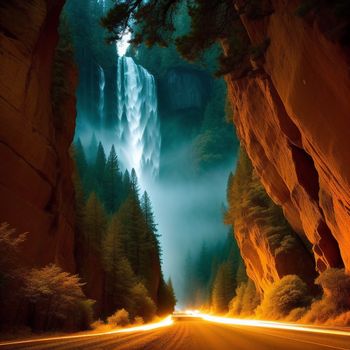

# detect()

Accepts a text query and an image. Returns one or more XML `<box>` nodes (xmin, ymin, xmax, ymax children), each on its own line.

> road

<box><xmin>1</xmin><ymin>318</ymin><xmax>350</xmax><ymax>350</ymax></box>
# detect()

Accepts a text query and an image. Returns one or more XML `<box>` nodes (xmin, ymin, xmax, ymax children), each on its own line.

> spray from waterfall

<box><xmin>97</xmin><ymin>0</ymin><xmax>106</xmax><ymax>13</ymax></box>
<box><xmin>116</xmin><ymin>56</ymin><xmax>161</xmax><ymax>179</ymax></box>
<box><xmin>98</xmin><ymin>65</ymin><xmax>105</xmax><ymax>125</ymax></box>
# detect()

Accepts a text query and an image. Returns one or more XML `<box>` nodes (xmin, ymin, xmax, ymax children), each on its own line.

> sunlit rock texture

<box><xmin>0</xmin><ymin>0</ymin><xmax>76</xmax><ymax>271</ymax></box>
<box><xmin>226</xmin><ymin>0</ymin><xmax>350</xmax><ymax>281</ymax></box>
<box><xmin>226</xmin><ymin>150</ymin><xmax>317</xmax><ymax>294</ymax></box>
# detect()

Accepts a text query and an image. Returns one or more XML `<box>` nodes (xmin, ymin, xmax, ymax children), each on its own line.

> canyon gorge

<box><xmin>1</xmin><ymin>0</ymin><xmax>350</xmax><ymax>334</ymax></box>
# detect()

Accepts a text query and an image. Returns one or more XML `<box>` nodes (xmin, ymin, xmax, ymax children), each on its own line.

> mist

<box><xmin>66</xmin><ymin>0</ymin><xmax>239</xmax><ymax>309</ymax></box>
<box><xmin>75</xmin><ymin>115</ymin><xmax>237</xmax><ymax>306</ymax></box>
<box><xmin>143</xmin><ymin>148</ymin><xmax>237</xmax><ymax>306</ymax></box>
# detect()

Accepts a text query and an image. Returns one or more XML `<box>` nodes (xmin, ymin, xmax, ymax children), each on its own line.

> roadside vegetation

<box><xmin>206</xmin><ymin>148</ymin><xmax>350</xmax><ymax>326</ymax></box>
<box><xmin>0</xmin><ymin>139</ymin><xmax>175</xmax><ymax>334</ymax></box>
<box><xmin>73</xmin><ymin>137</ymin><xmax>176</xmax><ymax>324</ymax></box>
<box><xmin>0</xmin><ymin>223</ymin><xmax>92</xmax><ymax>332</ymax></box>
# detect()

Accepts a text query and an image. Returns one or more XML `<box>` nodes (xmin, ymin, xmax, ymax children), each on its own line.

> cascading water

<box><xmin>97</xmin><ymin>0</ymin><xmax>106</xmax><ymax>12</ymax></box>
<box><xmin>116</xmin><ymin>56</ymin><xmax>161</xmax><ymax>179</ymax></box>
<box><xmin>98</xmin><ymin>65</ymin><xmax>105</xmax><ymax>124</ymax></box>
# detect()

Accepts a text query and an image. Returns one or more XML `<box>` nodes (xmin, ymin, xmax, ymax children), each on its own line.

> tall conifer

<box><xmin>83</xmin><ymin>192</ymin><xmax>107</xmax><ymax>250</ymax></box>
<box><xmin>94</xmin><ymin>142</ymin><xmax>106</xmax><ymax>197</ymax></box>
<box><xmin>74</xmin><ymin>138</ymin><xmax>88</xmax><ymax>176</ymax></box>
<box><xmin>104</xmin><ymin>145</ymin><xmax>123</xmax><ymax>213</ymax></box>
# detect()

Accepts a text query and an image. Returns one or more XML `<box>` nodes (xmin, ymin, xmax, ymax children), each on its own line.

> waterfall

<box><xmin>98</xmin><ymin>65</ymin><xmax>105</xmax><ymax>123</ymax></box>
<box><xmin>97</xmin><ymin>0</ymin><xmax>106</xmax><ymax>12</ymax></box>
<box><xmin>116</xmin><ymin>56</ymin><xmax>161</xmax><ymax>178</ymax></box>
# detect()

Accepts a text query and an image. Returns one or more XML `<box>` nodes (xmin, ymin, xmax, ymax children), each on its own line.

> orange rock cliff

<box><xmin>0</xmin><ymin>0</ymin><xmax>76</xmax><ymax>272</ymax></box>
<box><xmin>226</xmin><ymin>0</ymin><xmax>350</xmax><ymax>288</ymax></box>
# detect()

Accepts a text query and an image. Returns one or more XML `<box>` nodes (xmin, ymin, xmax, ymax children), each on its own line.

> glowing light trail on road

<box><xmin>1</xmin><ymin>312</ymin><xmax>350</xmax><ymax>348</ymax></box>
<box><xmin>196</xmin><ymin>312</ymin><xmax>350</xmax><ymax>337</ymax></box>
<box><xmin>0</xmin><ymin>316</ymin><xmax>173</xmax><ymax>347</ymax></box>
<box><xmin>117</xmin><ymin>316</ymin><xmax>173</xmax><ymax>333</ymax></box>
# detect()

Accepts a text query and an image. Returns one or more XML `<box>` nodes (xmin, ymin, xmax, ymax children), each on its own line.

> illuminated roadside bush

<box><xmin>91</xmin><ymin>319</ymin><xmax>105</xmax><ymax>330</ymax></box>
<box><xmin>0</xmin><ymin>223</ymin><xmax>27</xmax><ymax>329</ymax></box>
<box><xmin>134</xmin><ymin>316</ymin><xmax>144</xmax><ymax>325</ymax></box>
<box><xmin>23</xmin><ymin>264</ymin><xmax>93</xmax><ymax>330</ymax></box>
<box><xmin>130</xmin><ymin>282</ymin><xmax>157</xmax><ymax>322</ymax></box>
<box><xmin>316</xmin><ymin>268</ymin><xmax>350</xmax><ymax>309</ymax></box>
<box><xmin>0</xmin><ymin>223</ymin><xmax>26</xmax><ymax>290</ymax></box>
<box><xmin>256</xmin><ymin>275</ymin><xmax>311</xmax><ymax>320</ymax></box>
<box><xmin>107</xmin><ymin>308</ymin><xmax>130</xmax><ymax>327</ymax></box>
<box><xmin>284</xmin><ymin>307</ymin><xmax>308</xmax><ymax>322</ymax></box>
<box><xmin>302</xmin><ymin>269</ymin><xmax>350</xmax><ymax>325</ymax></box>
<box><xmin>228</xmin><ymin>280</ymin><xmax>260</xmax><ymax>317</ymax></box>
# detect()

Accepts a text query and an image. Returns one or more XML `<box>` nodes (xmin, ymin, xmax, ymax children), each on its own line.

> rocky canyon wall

<box><xmin>226</xmin><ymin>0</ymin><xmax>350</xmax><ymax>286</ymax></box>
<box><xmin>0</xmin><ymin>0</ymin><xmax>76</xmax><ymax>272</ymax></box>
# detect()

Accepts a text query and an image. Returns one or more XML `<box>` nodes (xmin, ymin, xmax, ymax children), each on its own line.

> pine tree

<box><xmin>87</xmin><ymin>133</ymin><xmax>98</xmax><ymax>163</ymax></box>
<box><xmin>115</xmin><ymin>169</ymin><xmax>147</xmax><ymax>275</ymax></box>
<box><xmin>138</xmin><ymin>191</ymin><xmax>161</xmax><ymax>293</ymax></box>
<box><xmin>167</xmin><ymin>278</ymin><xmax>176</xmax><ymax>306</ymax></box>
<box><xmin>94</xmin><ymin>142</ymin><xmax>106</xmax><ymax>197</ymax></box>
<box><xmin>130</xmin><ymin>168</ymin><xmax>140</xmax><ymax>199</ymax></box>
<box><xmin>183</xmin><ymin>252</ymin><xmax>195</xmax><ymax>306</ymax></box>
<box><xmin>196</xmin><ymin>243</ymin><xmax>210</xmax><ymax>288</ymax></box>
<box><xmin>104</xmin><ymin>145</ymin><xmax>123</xmax><ymax>213</ymax></box>
<box><xmin>116</xmin><ymin>195</ymin><xmax>145</xmax><ymax>275</ymax></box>
<box><xmin>225</xmin><ymin>149</ymin><xmax>253</xmax><ymax>224</ymax></box>
<box><xmin>83</xmin><ymin>192</ymin><xmax>107</xmax><ymax>251</ymax></box>
<box><xmin>211</xmin><ymin>261</ymin><xmax>236</xmax><ymax>313</ymax></box>
<box><xmin>72</xmin><ymin>166</ymin><xmax>87</xmax><ymax>278</ymax></box>
<box><xmin>74</xmin><ymin>138</ymin><xmax>88</xmax><ymax>177</ymax></box>
<box><xmin>157</xmin><ymin>277</ymin><xmax>176</xmax><ymax>316</ymax></box>
<box><xmin>102</xmin><ymin>214</ymin><xmax>137</xmax><ymax>315</ymax></box>
<box><xmin>226</xmin><ymin>231</ymin><xmax>242</xmax><ymax>279</ymax></box>
<box><xmin>141</xmin><ymin>191</ymin><xmax>161</xmax><ymax>253</ymax></box>
<box><xmin>141</xmin><ymin>191</ymin><xmax>157</xmax><ymax>234</ymax></box>
<box><xmin>122</xmin><ymin>170</ymin><xmax>131</xmax><ymax>202</ymax></box>
<box><xmin>103</xmin><ymin>214</ymin><xmax>124</xmax><ymax>274</ymax></box>
<box><xmin>130</xmin><ymin>282</ymin><xmax>156</xmax><ymax>321</ymax></box>
<box><xmin>95</xmin><ymin>142</ymin><xmax>106</xmax><ymax>181</ymax></box>
<box><xmin>73</xmin><ymin>168</ymin><xmax>85</xmax><ymax>231</ymax></box>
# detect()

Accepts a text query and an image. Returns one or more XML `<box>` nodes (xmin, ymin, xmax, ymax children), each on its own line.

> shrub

<box><xmin>134</xmin><ymin>316</ymin><xmax>144</xmax><ymax>325</ymax></box>
<box><xmin>0</xmin><ymin>222</ymin><xmax>27</xmax><ymax>322</ymax></box>
<box><xmin>91</xmin><ymin>319</ymin><xmax>105</xmax><ymax>330</ymax></box>
<box><xmin>228</xmin><ymin>279</ymin><xmax>260</xmax><ymax>317</ymax></box>
<box><xmin>328</xmin><ymin>311</ymin><xmax>350</xmax><ymax>326</ymax></box>
<box><xmin>301</xmin><ymin>269</ymin><xmax>350</xmax><ymax>325</ymax></box>
<box><xmin>315</xmin><ymin>268</ymin><xmax>350</xmax><ymax>309</ymax></box>
<box><xmin>285</xmin><ymin>307</ymin><xmax>307</xmax><ymax>322</ymax></box>
<box><xmin>0</xmin><ymin>223</ymin><xmax>26</xmax><ymax>282</ymax></box>
<box><xmin>107</xmin><ymin>309</ymin><xmax>130</xmax><ymax>327</ymax></box>
<box><xmin>130</xmin><ymin>283</ymin><xmax>156</xmax><ymax>322</ymax></box>
<box><xmin>256</xmin><ymin>275</ymin><xmax>311</xmax><ymax>320</ymax></box>
<box><xmin>23</xmin><ymin>264</ymin><xmax>90</xmax><ymax>330</ymax></box>
<box><xmin>302</xmin><ymin>299</ymin><xmax>336</xmax><ymax>324</ymax></box>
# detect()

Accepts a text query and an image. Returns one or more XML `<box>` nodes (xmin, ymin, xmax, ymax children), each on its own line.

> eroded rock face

<box><xmin>226</xmin><ymin>0</ymin><xmax>350</xmax><ymax>277</ymax></box>
<box><xmin>235</xmin><ymin>221</ymin><xmax>317</xmax><ymax>293</ymax></box>
<box><xmin>0</xmin><ymin>0</ymin><xmax>76</xmax><ymax>271</ymax></box>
